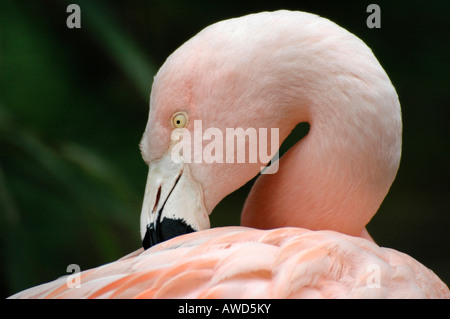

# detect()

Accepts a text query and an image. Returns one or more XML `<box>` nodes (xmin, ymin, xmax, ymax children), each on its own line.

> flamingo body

<box><xmin>9</xmin><ymin>227</ymin><xmax>449</xmax><ymax>298</ymax></box>
<box><xmin>8</xmin><ymin>10</ymin><xmax>450</xmax><ymax>298</ymax></box>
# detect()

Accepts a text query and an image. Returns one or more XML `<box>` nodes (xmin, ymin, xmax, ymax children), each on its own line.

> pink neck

<box><xmin>241</xmin><ymin>124</ymin><xmax>377</xmax><ymax>237</ymax></box>
<box><xmin>241</xmin><ymin>86</ymin><xmax>401</xmax><ymax>238</ymax></box>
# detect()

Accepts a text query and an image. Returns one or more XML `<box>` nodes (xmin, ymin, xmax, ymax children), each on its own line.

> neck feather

<box><xmin>240</xmin><ymin>19</ymin><xmax>402</xmax><ymax>237</ymax></box>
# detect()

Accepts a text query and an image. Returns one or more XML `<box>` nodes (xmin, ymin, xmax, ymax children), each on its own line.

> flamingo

<box><xmin>9</xmin><ymin>10</ymin><xmax>449</xmax><ymax>299</ymax></box>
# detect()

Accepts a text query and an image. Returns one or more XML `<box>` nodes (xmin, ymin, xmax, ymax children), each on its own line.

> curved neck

<box><xmin>240</xmin><ymin>52</ymin><xmax>402</xmax><ymax>238</ymax></box>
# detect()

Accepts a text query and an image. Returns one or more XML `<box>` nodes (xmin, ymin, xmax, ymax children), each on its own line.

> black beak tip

<box><xmin>142</xmin><ymin>225</ymin><xmax>152</xmax><ymax>250</ymax></box>
<box><xmin>142</xmin><ymin>218</ymin><xmax>196</xmax><ymax>250</ymax></box>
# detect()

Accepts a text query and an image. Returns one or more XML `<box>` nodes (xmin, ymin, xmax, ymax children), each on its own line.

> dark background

<box><xmin>0</xmin><ymin>0</ymin><xmax>448</xmax><ymax>297</ymax></box>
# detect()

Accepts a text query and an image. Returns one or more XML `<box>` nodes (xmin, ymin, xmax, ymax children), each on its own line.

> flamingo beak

<box><xmin>140</xmin><ymin>149</ymin><xmax>210</xmax><ymax>249</ymax></box>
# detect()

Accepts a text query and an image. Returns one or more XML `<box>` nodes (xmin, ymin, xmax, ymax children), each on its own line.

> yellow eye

<box><xmin>171</xmin><ymin>112</ymin><xmax>188</xmax><ymax>128</ymax></box>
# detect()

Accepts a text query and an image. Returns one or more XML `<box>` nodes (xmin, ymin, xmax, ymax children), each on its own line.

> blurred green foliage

<box><xmin>0</xmin><ymin>0</ymin><xmax>448</xmax><ymax>297</ymax></box>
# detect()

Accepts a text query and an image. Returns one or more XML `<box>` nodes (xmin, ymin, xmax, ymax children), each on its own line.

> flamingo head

<box><xmin>139</xmin><ymin>12</ymin><xmax>293</xmax><ymax>249</ymax></box>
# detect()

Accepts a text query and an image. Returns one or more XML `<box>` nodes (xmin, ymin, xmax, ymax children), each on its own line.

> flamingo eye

<box><xmin>171</xmin><ymin>112</ymin><xmax>188</xmax><ymax>128</ymax></box>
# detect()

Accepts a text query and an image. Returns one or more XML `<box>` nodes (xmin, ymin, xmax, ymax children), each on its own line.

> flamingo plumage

<box><xmin>9</xmin><ymin>10</ymin><xmax>449</xmax><ymax>299</ymax></box>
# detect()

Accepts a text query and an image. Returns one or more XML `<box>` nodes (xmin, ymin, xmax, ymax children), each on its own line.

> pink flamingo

<box><xmin>9</xmin><ymin>10</ymin><xmax>449</xmax><ymax>298</ymax></box>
